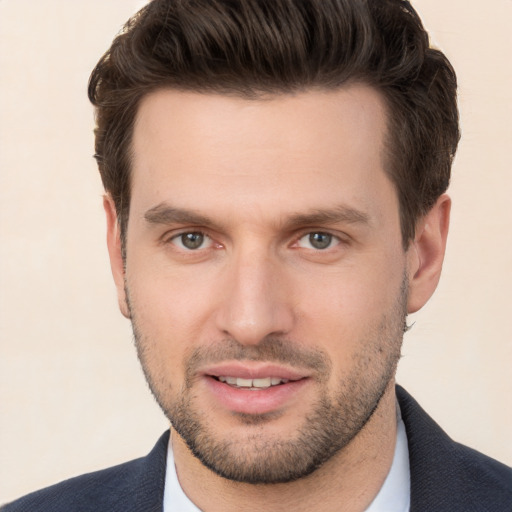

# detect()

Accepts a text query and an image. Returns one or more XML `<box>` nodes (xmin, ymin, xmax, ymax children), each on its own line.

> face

<box><xmin>111</xmin><ymin>86</ymin><xmax>414</xmax><ymax>483</ymax></box>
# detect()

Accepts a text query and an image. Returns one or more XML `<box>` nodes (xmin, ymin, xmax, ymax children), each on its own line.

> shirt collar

<box><xmin>163</xmin><ymin>406</ymin><xmax>410</xmax><ymax>512</ymax></box>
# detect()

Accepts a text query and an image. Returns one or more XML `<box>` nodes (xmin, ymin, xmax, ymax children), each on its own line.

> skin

<box><xmin>104</xmin><ymin>85</ymin><xmax>450</xmax><ymax>511</ymax></box>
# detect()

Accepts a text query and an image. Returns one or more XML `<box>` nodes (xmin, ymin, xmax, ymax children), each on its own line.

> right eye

<box><xmin>170</xmin><ymin>232</ymin><xmax>213</xmax><ymax>250</ymax></box>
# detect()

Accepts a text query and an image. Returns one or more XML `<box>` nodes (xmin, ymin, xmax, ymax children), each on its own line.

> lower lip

<box><xmin>203</xmin><ymin>376</ymin><xmax>309</xmax><ymax>415</ymax></box>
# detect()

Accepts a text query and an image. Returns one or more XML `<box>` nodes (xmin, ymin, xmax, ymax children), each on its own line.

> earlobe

<box><xmin>406</xmin><ymin>194</ymin><xmax>451</xmax><ymax>314</ymax></box>
<box><xmin>103</xmin><ymin>195</ymin><xmax>131</xmax><ymax>319</ymax></box>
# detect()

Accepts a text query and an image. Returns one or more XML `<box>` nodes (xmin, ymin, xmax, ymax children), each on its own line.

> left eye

<box><xmin>297</xmin><ymin>232</ymin><xmax>339</xmax><ymax>250</ymax></box>
<box><xmin>171</xmin><ymin>232</ymin><xmax>212</xmax><ymax>250</ymax></box>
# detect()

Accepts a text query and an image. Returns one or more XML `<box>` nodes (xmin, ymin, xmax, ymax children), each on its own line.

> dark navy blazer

<box><xmin>2</xmin><ymin>386</ymin><xmax>511</xmax><ymax>511</ymax></box>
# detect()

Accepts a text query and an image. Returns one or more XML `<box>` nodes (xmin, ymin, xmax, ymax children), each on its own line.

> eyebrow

<box><xmin>283</xmin><ymin>206</ymin><xmax>371</xmax><ymax>230</ymax></box>
<box><xmin>144</xmin><ymin>202</ymin><xmax>371</xmax><ymax>230</ymax></box>
<box><xmin>144</xmin><ymin>203</ymin><xmax>217</xmax><ymax>227</ymax></box>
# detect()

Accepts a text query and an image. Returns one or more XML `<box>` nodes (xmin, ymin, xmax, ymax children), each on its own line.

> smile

<box><xmin>216</xmin><ymin>376</ymin><xmax>290</xmax><ymax>389</ymax></box>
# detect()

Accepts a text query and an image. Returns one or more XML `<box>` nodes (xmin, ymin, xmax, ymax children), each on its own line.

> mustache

<box><xmin>184</xmin><ymin>337</ymin><xmax>331</xmax><ymax>378</ymax></box>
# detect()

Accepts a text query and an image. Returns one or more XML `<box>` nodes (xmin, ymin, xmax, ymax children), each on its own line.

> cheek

<box><xmin>126</xmin><ymin>266</ymin><xmax>219</xmax><ymax>355</ymax></box>
<box><xmin>293</xmin><ymin>256</ymin><xmax>406</xmax><ymax>346</ymax></box>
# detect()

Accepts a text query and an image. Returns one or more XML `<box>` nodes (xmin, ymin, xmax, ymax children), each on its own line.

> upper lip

<box><xmin>202</xmin><ymin>362</ymin><xmax>309</xmax><ymax>381</ymax></box>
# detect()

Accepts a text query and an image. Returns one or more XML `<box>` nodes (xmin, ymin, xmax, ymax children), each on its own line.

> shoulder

<box><xmin>1</xmin><ymin>431</ymin><xmax>169</xmax><ymax>512</ymax></box>
<box><xmin>396</xmin><ymin>386</ymin><xmax>512</xmax><ymax>511</ymax></box>
<box><xmin>450</xmin><ymin>440</ymin><xmax>512</xmax><ymax>496</ymax></box>
<box><xmin>1</xmin><ymin>459</ymin><xmax>145</xmax><ymax>512</ymax></box>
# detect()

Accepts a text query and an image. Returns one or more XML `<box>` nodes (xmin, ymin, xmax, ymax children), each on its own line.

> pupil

<box><xmin>309</xmin><ymin>233</ymin><xmax>331</xmax><ymax>249</ymax></box>
<box><xmin>182</xmin><ymin>232</ymin><xmax>204</xmax><ymax>249</ymax></box>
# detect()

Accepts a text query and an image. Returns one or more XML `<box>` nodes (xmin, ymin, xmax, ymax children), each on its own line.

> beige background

<box><xmin>0</xmin><ymin>0</ymin><xmax>511</xmax><ymax>504</ymax></box>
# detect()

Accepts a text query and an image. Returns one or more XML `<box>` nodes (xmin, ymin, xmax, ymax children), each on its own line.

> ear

<box><xmin>406</xmin><ymin>194</ymin><xmax>451</xmax><ymax>314</ymax></box>
<box><xmin>103</xmin><ymin>195</ymin><xmax>131</xmax><ymax>319</ymax></box>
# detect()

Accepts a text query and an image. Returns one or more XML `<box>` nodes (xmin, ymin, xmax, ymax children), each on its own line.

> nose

<box><xmin>214</xmin><ymin>248</ymin><xmax>295</xmax><ymax>345</ymax></box>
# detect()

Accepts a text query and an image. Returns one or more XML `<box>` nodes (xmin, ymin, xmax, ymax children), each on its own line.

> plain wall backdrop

<box><xmin>1</xmin><ymin>0</ymin><xmax>511</xmax><ymax>504</ymax></box>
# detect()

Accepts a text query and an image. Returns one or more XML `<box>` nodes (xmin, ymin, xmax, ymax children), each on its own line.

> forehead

<box><xmin>132</xmin><ymin>86</ymin><xmax>388</xmax><ymax>166</ymax></box>
<box><xmin>129</xmin><ymin>86</ymin><xmax>396</xmax><ymax>228</ymax></box>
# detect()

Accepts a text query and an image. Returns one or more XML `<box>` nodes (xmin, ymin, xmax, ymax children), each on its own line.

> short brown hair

<box><xmin>88</xmin><ymin>0</ymin><xmax>459</xmax><ymax>246</ymax></box>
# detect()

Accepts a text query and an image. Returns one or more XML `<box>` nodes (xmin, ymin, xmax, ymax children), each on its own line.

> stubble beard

<box><xmin>127</xmin><ymin>278</ymin><xmax>408</xmax><ymax>484</ymax></box>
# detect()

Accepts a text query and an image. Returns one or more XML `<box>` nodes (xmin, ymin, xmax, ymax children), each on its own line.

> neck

<box><xmin>172</xmin><ymin>382</ymin><xmax>398</xmax><ymax>512</ymax></box>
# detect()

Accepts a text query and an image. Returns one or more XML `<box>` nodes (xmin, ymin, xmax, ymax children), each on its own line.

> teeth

<box><xmin>252</xmin><ymin>378</ymin><xmax>271</xmax><ymax>388</ymax></box>
<box><xmin>236</xmin><ymin>378</ymin><xmax>253</xmax><ymax>387</ymax></box>
<box><xmin>217</xmin><ymin>376</ymin><xmax>289</xmax><ymax>388</ymax></box>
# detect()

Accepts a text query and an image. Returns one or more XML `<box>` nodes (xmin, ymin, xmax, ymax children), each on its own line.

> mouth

<box><xmin>201</xmin><ymin>363</ymin><xmax>310</xmax><ymax>415</ymax></box>
<box><xmin>214</xmin><ymin>376</ymin><xmax>292</xmax><ymax>390</ymax></box>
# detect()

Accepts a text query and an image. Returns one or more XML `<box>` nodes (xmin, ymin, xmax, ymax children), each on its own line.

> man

<box><xmin>2</xmin><ymin>0</ymin><xmax>511</xmax><ymax>510</ymax></box>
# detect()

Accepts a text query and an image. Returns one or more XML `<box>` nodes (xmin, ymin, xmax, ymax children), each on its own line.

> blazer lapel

<box><xmin>106</xmin><ymin>430</ymin><xmax>169</xmax><ymax>512</ymax></box>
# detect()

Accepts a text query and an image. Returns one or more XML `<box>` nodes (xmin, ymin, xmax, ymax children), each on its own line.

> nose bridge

<box><xmin>215</xmin><ymin>242</ymin><xmax>293</xmax><ymax>345</ymax></box>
